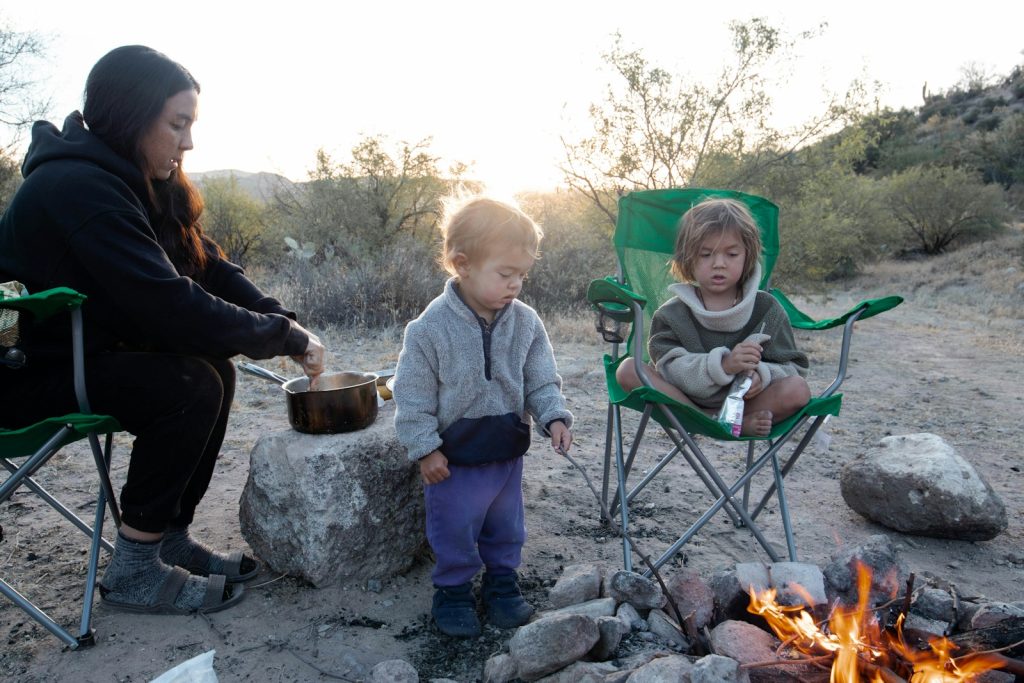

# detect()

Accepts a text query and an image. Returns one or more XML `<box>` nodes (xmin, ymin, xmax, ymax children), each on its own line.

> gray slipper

<box><xmin>176</xmin><ymin>546</ymin><xmax>260</xmax><ymax>584</ymax></box>
<box><xmin>100</xmin><ymin>567</ymin><xmax>244</xmax><ymax>614</ymax></box>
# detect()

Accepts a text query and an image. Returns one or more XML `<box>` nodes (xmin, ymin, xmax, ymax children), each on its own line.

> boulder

<box><xmin>840</xmin><ymin>433</ymin><xmax>1007</xmax><ymax>541</ymax></box>
<box><xmin>239</xmin><ymin>404</ymin><xmax>426</xmax><ymax>586</ymax></box>
<box><xmin>508</xmin><ymin>614</ymin><xmax>601</xmax><ymax>681</ymax></box>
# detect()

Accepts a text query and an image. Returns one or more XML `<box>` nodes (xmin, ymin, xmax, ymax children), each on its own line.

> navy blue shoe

<box><xmin>482</xmin><ymin>572</ymin><xmax>534</xmax><ymax>629</ymax></box>
<box><xmin>431</xmin><ymin>583</ymin><xmax>481</xmax><ymax>638</ymax></box>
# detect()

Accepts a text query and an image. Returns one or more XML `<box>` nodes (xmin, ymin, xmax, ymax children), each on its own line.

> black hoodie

<box><xmin>0</xmin><ymin>112</ymin><xmax>308</xmax><ymax>361</ymax></box>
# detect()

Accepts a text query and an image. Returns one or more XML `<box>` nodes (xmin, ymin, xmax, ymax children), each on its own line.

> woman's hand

<box><xmin>550</xmin><ymin>421</ymin><xmax>573</xmax><ymax>455</ymax></box>
<box><xmin>419</xmin><ymin>450</ymin><xmax>450</xmax><ymax>485</ymax></box>
<box><xmin>292</xmin><ymin>330</ymin><xmax>325</xmax><ymax>386</ymax></box>
<box><xmin>724</xmin><ymin>340</ymin><xmax>763</xmax><ymax>375</ymax></box>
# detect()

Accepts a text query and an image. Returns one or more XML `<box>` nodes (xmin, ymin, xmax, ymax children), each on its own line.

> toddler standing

<box><xmin>393</xmin><ymin>196</ymin><xmax>573</xmax><ymax>637</ymax></box>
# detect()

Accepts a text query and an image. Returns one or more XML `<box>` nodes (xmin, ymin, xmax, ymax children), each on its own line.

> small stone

<box><xmin>367</xmin><ymin>579</ymin><xmax>383</xmax><ymax>593</ymax></box>
<box><xmin>608</xmin><ymin>571</ymin><xmax>665</xmax><ymax>610</ymax></box>
<box><xmin>368</xmin><ymin>659</ymin><xmax>418</xmax><ymax>683</ymax></box>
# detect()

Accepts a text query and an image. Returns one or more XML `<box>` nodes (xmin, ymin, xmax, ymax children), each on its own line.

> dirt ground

<box><xmin>2</xmin><ymin>249</ymin><xmax>1023</xmax><ymax>682</ymax></box>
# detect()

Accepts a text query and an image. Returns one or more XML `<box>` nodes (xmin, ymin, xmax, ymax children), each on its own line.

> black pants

<box><xmin>1</xmin><ymin>352</ymin><xmax>235</xmax><ymax>533</ymax></box>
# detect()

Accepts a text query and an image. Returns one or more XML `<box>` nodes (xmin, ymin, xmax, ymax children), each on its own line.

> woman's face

<box><xmin>138</xmin><ymin>89</ymin><xmax>198</xmax><ymax>180</ymax></box>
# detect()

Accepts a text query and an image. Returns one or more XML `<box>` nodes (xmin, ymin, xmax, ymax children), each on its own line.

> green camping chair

<box><xmin>587</xmin><ymin>188</ymin><xmax>902</xmax><ymax>574</ymax></box>
<box><xmin>1</xmin><ymin>287</ymin><xmax>122</xmax><ymax>649</ymax></box>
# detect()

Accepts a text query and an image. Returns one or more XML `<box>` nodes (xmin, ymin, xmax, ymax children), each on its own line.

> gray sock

<box><xmin>100</xmin><ymin>532</ymin><xmax>210</xmax><ymax>610</ymax></box>
<box><xmin>160</xmin><ymin>526</ymin><xmax>230</xmax><ymax>575</ymax></box>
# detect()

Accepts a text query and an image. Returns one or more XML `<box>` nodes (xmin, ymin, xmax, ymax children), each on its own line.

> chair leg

<box><xmin>600</xmin><ymin>403</ymin><xmax>614</xmax><ymax>523</ymax></box>
<box><xmin>0</xmin><ymin>578</ymin><xmax>83</xmax><ymax>650</ymax></box>
<box><xmin>751</xmin><ymin>416</ymin><xmax>820</xmax><ymax>521</ymax></box>
<box><xmin>610</xmin><ymin>404</ymin><xmax>633</xmax><ymax>572</ymax></box>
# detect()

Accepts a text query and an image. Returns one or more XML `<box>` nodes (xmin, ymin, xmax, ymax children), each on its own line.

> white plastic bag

<box><xmin>150</xmin><ymin>649</ymin><xmax>218</xmax><ymax>683</ymax></box>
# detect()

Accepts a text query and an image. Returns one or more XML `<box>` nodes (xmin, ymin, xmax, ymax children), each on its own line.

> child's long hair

<box><xmin>670</xmin><ymin>197</ymin><xmax>762</xmax><ymax>290</ymax></box>
<box><xmin>438</xmin><ymin>195</ymin><xmax>543</xmax><ymax>277</ymax></box>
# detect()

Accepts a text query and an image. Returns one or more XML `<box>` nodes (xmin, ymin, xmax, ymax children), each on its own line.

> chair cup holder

<box><xmin>595</xmin><ymin>312</ymin><xmax>626</xmax><ymax>344</ymax></box>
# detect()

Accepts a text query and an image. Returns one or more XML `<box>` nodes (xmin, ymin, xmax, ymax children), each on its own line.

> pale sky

<box><xmin>4</xmin><ymin>1</ymin><xmax>1023</xmax><ymax>194</ymax></box>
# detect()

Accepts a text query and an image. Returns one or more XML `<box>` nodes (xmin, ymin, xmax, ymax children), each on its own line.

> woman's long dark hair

<box><xmin>83</xmin><ymin>45</ymin><xmax>221</xmax><ymax>278</ymax></box>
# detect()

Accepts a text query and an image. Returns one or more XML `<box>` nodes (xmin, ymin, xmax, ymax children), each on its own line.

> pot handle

<box><xmin>236</xmin><ymin>361</ymin><xmax>289</xmax><ymax>385</ymax></box>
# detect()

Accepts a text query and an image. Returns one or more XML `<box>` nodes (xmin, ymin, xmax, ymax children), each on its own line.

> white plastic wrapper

<box><xmin>717</xmin><ymin>373</ymin><xmax>753</xmax><ymax>436</ymax></box>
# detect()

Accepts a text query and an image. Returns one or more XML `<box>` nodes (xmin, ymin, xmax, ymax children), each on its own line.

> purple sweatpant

<box><xmin>423</xmin><ymin>456</ymin><xmax>525</xmax><ymax>586</ymax></box>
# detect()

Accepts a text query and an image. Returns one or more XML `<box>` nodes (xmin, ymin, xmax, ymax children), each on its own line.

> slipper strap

<box><xmin>222</xmin><ymin>550</ymin><xmax>243</xmax><ymax>577</ymax></box>
<box><xmin>202</xmin><ymin>574</ymin><xmax>228</xmax><ymax>611</ymax></box>
<box><xmin>157</xmin><ymin>567</ymin><xmax>192</xmax><ymax>607</ymax></box>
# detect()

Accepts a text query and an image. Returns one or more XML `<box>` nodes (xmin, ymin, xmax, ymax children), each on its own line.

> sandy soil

<box><xmin>2</xmin><ymin>276</ymin><xmax>1022</xmax><ymax>682</ymax></box>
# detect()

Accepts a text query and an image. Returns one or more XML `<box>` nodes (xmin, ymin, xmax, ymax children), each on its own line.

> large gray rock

<box><xmin>840</xmin><ymin>433</ymin><xmax>1007</xmax><ymax>540</ymax></box>
<box><xmin>239</xmin><ymin>407</ymin><xmax>426</xmax><ymax>586</ymax></box>
<box><xmin>509</xmin><ymin>614</ymin><xmax>601</xmax><ymax>681</ymax></box>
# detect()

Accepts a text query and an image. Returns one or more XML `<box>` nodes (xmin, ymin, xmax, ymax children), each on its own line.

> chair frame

<box><xmin>1</xmin><ymin>288</ymin><xmax>121</xmax><ymax>649</ymax></box>
<box><xmin>588</xmin><ymin>188</ymin><xmax>901</xmax><ymax>576</ymax></box>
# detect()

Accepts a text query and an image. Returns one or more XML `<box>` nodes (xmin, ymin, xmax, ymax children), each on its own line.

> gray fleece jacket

<box><xmin>648</xmin><ymin>265</ymin><xmax>808</xmax><ymax>409</ymax></box>
<box><xmin>393</xmin><ymin>278</ymin><xmax>573</xmax><ymax>465</ymax></box>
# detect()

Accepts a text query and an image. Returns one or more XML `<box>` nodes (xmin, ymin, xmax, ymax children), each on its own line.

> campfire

<box><xmin>745</xmin><ymin>563</ymin><xmax>1019</xmax><ymax>682</ymax></box>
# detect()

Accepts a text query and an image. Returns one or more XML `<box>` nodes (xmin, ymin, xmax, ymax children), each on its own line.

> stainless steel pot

<box><xmin>237</xmin><ymin>361</ymin><xmax>378</xmax><ymax>434</ymax></box>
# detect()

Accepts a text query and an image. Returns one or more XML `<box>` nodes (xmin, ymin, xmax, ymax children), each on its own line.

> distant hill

<box><xmin>190</xmin><ymin>170</ymin><xmax>296</xmax><ymax>202</ymax></box>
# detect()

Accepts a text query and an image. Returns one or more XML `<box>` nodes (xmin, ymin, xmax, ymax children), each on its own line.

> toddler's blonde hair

<box><xmin>438</xmin><ymin>195</ymin><xmax>543</xmax><ymax>277</ymax></box>
<box><xmin>670</xmin><ymin>197</ymin><xmax>762</xmax><ymax>289</ymax></box>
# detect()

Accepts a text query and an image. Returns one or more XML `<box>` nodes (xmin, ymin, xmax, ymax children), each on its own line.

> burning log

<box><xmin>744</xmin><ymin>562</ymin><xmax>1013</xmax><ymax>682</ymax></box>
<box><xmin>949</xmin><ymin>616</ymin><xmax>1024</xmax><ymax>655</ymax></box>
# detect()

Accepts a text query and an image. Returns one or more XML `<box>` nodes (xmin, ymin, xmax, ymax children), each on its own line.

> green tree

<box><xmin>272</xmin><ymin>136</ymin><xmax>466</xmax><ymax>258</ymax></box>
<box><xmin>883</xmin><ymin>166</ymin><xmax>1009</xmax><ymax>254</ymax></box>
<box><xmin>199</xmin><ymin>174</ymin><xmax>271</xmax><ymax>268</ymax></box>
<box><xmin>560</xmin><ymin>20</ymin><xmax>865</xmax><ymax>227</ymax></box>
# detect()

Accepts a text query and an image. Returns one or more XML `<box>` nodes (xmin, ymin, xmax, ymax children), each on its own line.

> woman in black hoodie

<box><xmin>0</xmin><ymin>46</ymin><xmax>325</xmax><ymax>613</ymax></box>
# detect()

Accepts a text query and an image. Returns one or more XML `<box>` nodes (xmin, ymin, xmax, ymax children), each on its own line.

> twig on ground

<box><xmin>285</xmin><ymin>646</ymin><xmax>357</xmax><ymax>681</ymax></box>
<box><xmin>249</xmin><ymin>572</ymin><xmax>289</xmax><ymax>589</ymax></box>
<box><xmin>559</xmin><ymin>450</ymin><xmax>686</xmax><ymax>627</ymax></box>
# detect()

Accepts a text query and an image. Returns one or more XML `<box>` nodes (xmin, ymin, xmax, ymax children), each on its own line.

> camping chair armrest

<box><xmin>770</xmin><ymin>289</ymin><xmax>903</xmax><ymax>330</ymax></box>
<box><xmin>587</xmin><ymin>277</ymin><xmax>646</xmax><ymax>323</ymax></box>
<box><xmin>0</xmin><ymin>287</ymin><xmax>94</xmax><ymax>413</ymax></box>
<box><xmin>0</xmin><ymin>287</ymin><xmax>87</xmax><ymax>320</ymax></box>
<box><xmin>771</xmin><ymin>290</ymin><xmax>904</xmax><ymax>399</ymax></box>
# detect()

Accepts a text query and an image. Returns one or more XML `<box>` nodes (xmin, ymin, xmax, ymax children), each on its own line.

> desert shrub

<box><xmin>518</xmin><ymin>190</ymin><xmax>616</xmax><ymax>315</ymax></box>
<box><xmin>882</xmin><ymin>165</ymin><xmax>1011</xmax><ymax>254</ymax></box>
<box><xmin>272</xmin><ymin>236</ymin><xmax>444</xmax><ymax>328</ymax></box>
<box><xmin>767</xmin><ymin>169</ymin><xmax>892</xmax><ymax>286</ymax></box>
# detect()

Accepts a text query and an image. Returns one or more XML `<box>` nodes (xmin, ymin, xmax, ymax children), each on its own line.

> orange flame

<box><xmin>746</xmin><ymin>563</ymin><xmax>1002</xmax><ymax>682</ymax></box>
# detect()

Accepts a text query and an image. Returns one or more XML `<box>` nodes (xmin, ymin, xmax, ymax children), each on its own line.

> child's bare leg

<box><xmin>615</xmin><ymin>358</ymin><xmax>698</xmax><ymax>407</ymax></box>
<box><xmin>745</xmin><ymin>376</ymin><xmax>811</xmax><ymax>424</ymax></box>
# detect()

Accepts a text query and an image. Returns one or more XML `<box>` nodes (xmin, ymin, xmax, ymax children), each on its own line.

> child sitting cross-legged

<box><xmin>616</xmin><ymin>197</ymin><xmax>811</xmax><ymax>436</ymax></box>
